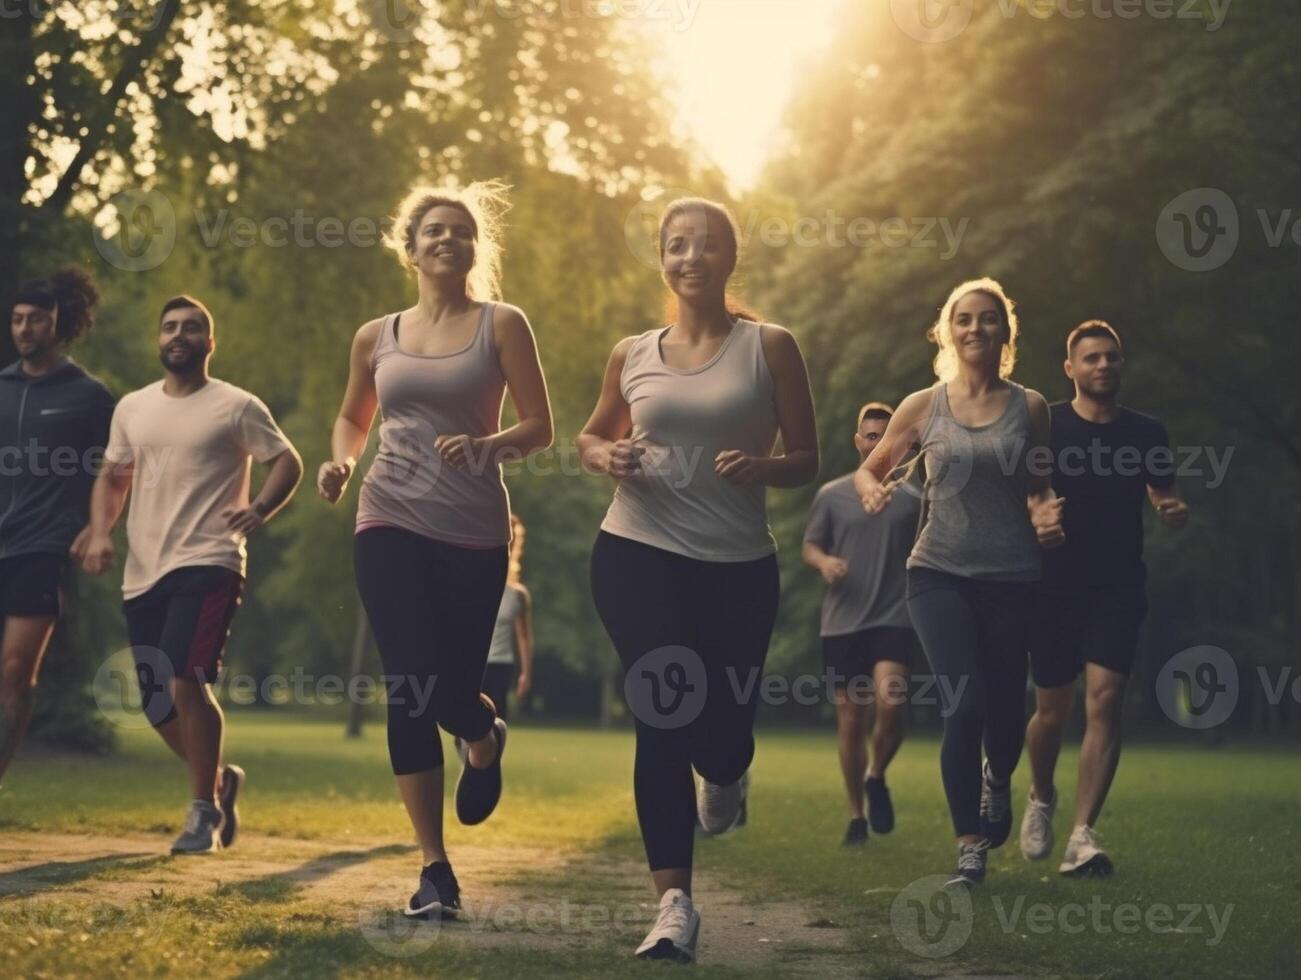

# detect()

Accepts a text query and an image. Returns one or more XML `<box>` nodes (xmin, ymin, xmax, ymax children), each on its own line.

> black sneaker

<box><xmin>842</xmin><ymin>817</ymin><xmax>868</xmax><ymax>846</ymax></box>
<box><xmin>946</xmin><ymin>839</ymin><xmax>990</xmax><ymax>888</ymax></box>
<box><xmin>218</xmin><ymin>764</ymin><xmax>245</xmax><ymax>849</ymax></box>
<box><xmin>404</xmin><ymin>861</ymin><xmax>461</xmax><ymax>919</ymax></box>
<box><xmin>979</xmin><ymin>761</ymin><xmax>1012</xmax><ymax>848</ymax></box>
<box><xmin>455</xmin><ymin>717</ymin><xmax>507</xmax><ymax>826</ymax></box>
<box><xmin>865</xmin><ymin>776</ymin><xmax>895</xmax><ymax>834</ymax></box>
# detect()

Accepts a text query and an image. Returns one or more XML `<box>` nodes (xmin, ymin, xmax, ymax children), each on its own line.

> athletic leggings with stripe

<box><xmin>590</xmin><ymin>530</ymin><xmax>779</xmax><ymax>872</ymax></box>
<box><xmin>905</xmin><ymin>565</ymin><xmax>1034</xmax><ymax>839</ymax></box>
<box><xmin>354</xmin><ymin>526</ymin><xmax>508</xmax><ymax>775</ymax></box>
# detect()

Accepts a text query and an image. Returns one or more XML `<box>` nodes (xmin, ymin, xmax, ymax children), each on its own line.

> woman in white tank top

<box><xmin>579</xmin><ymin>197</ymin><xmax>819</xmax><ymax>963</ymax></box>
<box><xmin>316</xmin><ymin>181</ymin><xmax>553</xmax><ymax>921</ymax></box>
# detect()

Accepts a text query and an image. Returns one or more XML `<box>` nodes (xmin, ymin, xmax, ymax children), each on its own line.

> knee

<box><xmin>1086</xmin><ymin>684</ymin><xmax>1124</xmax><ymax>726</ymax></box>
<box><xmin>835</xmin><ymin>700</ymin><xmax>866</xmax><ymax>738</ymax></box>
<box><xmin>1034</xmin><ymin>699</ymin><xmax>1071</xmax><ymax>732</ymax></box>
<box><xmin>0</xmin><ymin>656</ymin><xmax>35</xmax><ymax>697</ymax></box>
<box><xmin>875</xmin><ymin>699</ymin><xmax>906</xmax><ymax>731</ymax></box>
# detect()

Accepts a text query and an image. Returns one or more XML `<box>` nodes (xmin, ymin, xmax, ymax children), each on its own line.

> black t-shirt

<box><xmin>1040</xmin><ymin>402</ymin><xmax>1175</xmax><ymax>591</ymax></box>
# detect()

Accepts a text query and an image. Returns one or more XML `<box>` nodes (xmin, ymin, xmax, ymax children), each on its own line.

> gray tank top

<box><xmin>356</xmin><ymin>304</ymin><xmax>511</xmax><ymax>547</ymax></box>
<box><xmin>599</xmin><ymin>319</ymin><xmax>779</xmax><ymax>561</ymax></box>
<box><xmin>907</xmin><ymin>380</ymin><xmax>1041</xmax><ymax>581</ymax></box>
<box><xmin>485</xmin><ymin>583</ymin><xmax>524</xmax><ymax>665</ymax></box>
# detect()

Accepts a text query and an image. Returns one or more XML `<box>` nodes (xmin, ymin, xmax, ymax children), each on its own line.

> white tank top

<box><xmin>599</xmin><ymin>319</ymin><xmax>779</xmax><ymax>562</ymax></box>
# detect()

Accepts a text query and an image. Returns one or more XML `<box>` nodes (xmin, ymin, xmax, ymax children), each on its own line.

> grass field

<box><xmin>1</xmin><ymin>715</ymin><xmax>1297</xmax><ymax>978</ymax></box>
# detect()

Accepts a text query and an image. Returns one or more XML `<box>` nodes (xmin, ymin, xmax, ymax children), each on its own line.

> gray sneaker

<box><xmin>171</xmin><ymin>800</ymin><xmax>224</xmax><ymax>854</ymax></box>
<box><xmin>697</xmin><ymin>771</ymin><xmax>747</xmax><ymax>835</ymax></box>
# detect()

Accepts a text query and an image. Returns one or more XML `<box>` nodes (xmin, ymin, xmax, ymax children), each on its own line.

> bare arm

<box><xmin>716</xmin><ymin>324</ymin><xmax>818</xmax><ymax>488</ymax></box>
<box><xmin>77</xmin><ymin>459</ymin><xmax>133</xmax><ymax>575</ymax></box>
<box><xmin>1147</xmin><ymin>483</ymin><xmax>1190</xmax><ymax>529</ymax></box>
<box><xmin>226</xmin><ymin>447</ymin><xmax>305</xmax><ymax>535</ymax></box>
<box><xmin>319</xmin><ymin>319</ymin><xmax>382</xmax><ymax>503</ymax></box>
<box><xmin>577</xmin><ymin>336</ymin><xmax>643</xmax><ymax>478</ymax></box>
<box><xmin>854</xmin><ymin>388</ymin><xmax>933</xmax><ymax>512</ymax></box>
<box><xmin>1024</xmin><ymin>388</ymin><xmax>1065</xmax><ymax>548</ymax></box>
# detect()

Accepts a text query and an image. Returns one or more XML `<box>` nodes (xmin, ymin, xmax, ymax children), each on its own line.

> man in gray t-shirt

<box><xmin>802</xmin><ymin>402</ymin><xmax>920</xmax><ymax>846</ymax></box>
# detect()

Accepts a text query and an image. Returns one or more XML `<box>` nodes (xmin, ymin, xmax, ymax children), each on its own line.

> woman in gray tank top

<box><xmin>854</xmin><ymin>278</ymin><xmax>1065</xmax><ymax>889</ymax></box>
<box><xmin>579</xmin><ymin>198</ymin><xmax>818</xmax><ymax>964</ymax></box>
<box><xmin>316</xmin><ymin>182</ymin><xmax>553</xmax><ymax>920</ymax></box>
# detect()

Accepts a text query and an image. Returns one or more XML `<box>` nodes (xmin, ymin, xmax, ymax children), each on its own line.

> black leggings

<box><xmin>481</xmin><ymin>662</ymin><xmax>514</xmax><ymax>723</ymax></box>
<box><xmin>354</xmin><ymin>526</ymin><xmax>508</xmax><ymax>775</ymax></box>
<box><xmin>906</xmin><ymin>566</ymin><xmax>1033</xmax><ymax>838</ymax></box>
<box><xmin>590</xmin><ymin>530</ymin><xmax>779</xmax><ymax>872</ymax></box>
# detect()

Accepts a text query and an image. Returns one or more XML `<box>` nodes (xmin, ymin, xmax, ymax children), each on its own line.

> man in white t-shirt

<box><xmin>75</xmin><ymin>295</ymin><xmax>303</xmax><ymax>854</ymax></box>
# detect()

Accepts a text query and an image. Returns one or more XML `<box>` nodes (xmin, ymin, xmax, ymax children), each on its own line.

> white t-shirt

<box><xmin>105</xmin><ymin>378</ymin><xmax>292</xmax><ymax>599</ymax></box>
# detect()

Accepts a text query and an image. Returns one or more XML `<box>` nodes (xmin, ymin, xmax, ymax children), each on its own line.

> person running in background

<box><xmin>580</xmin><ymin>197</ymin><xmax>818</xmax><ymax>962</ymax></box>
<box><xmin>318</xmin><ymin>181</ymin><xmax>552</xmax><ymax>921</ymax></box>
<box><xmin>0</xmin><ymin>268</ymin><xmax>114</xmax><ymax>784</ymax></box>
<box><xmin>482</xmin><ymin>513</ymin><xmax>534</xmax><ymax>722</ymax></box>
<box><xmin>1020</xmin><ymin>320</ymin><xmax>1189</xmax><ymax>877</ymax></box>
<box><xmin>855</xmin><ymin>278</ymin><xmax>1064</xmax><ymax>888</ymax></box>
<box><xmin>803</xmin><ymin>401</ymin><xmax>920</xmax><ymax>847</ymax></box>
<box><xmin>78</xmin><ymin>295</ymin><xmax>303</xmax><ymax>854</ymax></box>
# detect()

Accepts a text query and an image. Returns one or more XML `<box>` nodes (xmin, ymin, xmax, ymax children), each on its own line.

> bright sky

<box><xmin>642</xmin><ymin>0</ymin><xmax>847</xmax><ymax>190</ymax></box>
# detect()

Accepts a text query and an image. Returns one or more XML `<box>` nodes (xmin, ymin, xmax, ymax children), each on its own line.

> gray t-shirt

<box><xmin>803</xmin><ymin>473</ymin><xmax>921</xmax><ymax>636</ymax></box>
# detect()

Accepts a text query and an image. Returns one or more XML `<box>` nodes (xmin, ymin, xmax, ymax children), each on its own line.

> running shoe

<box><xmin>865</xmin><ymin>775</ymin><xmax>895</xmax><ymax>834</ymax></box>
<box><xmin>218</xmin><ymin>764</ymin><xmax>245</xmax><ymax>849</ymax></box>
<box><xmin>171</xmin><ymin>800</ymin><xmax>223</xmax><ymax>855</ymax></box>
<box><xmin>1059</xmin><ymin>825</ymin><xmax>1114</xmax><ymax>877</ymax></box>
<box><xmin>696</xmin><ymin>771</ymin><xmax>746</xmax><ymax>835</ymax></box>
<box><xmin>455</xmin><ymin>717</ymin><xmax>507</xmax><ymax>825</ymax></box>
<box><xmin>842</xmin><ymin>817</ymin><xmax>868</xmax><ymax>846</ymax></box>
<box><xmin>635</xmin><ymin>888</ymin><xmax>700</xmax><ymax>962</ymax></box>
<box><xmin>404</xmin><ymin>860</ymin><xmax>462</xmax><ymax>919</ymax></box>
<box><xmin>946</xmin><ymin>838</ymin><xmax>990</xmax><ymax>888</ymax></box>
<box><xmin>1019</xmin><ymin>787</ymin><xmax>1056</xmax><ymax>861</ymax></box>
<box><xmin>979</xmin><ymin>760</ymin><xmax>1013</xmax><ymax>848</ymax></box>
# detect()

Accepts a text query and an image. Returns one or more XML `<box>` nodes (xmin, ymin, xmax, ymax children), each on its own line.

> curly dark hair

<box><xmin>13</xmin><ymin>266</ymin><xmax>100</xmax><ymax>343</ymax></box>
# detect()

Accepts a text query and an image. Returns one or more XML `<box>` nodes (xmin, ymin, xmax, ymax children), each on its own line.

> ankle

<box><xmin>1031</xmin><ymin>784</ymin><xmax>1055</xmax><ymax>804</ymax></box>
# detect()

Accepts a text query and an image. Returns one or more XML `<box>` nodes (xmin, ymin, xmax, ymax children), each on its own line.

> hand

<box><xmin>79</xmin><ymin>532</ymin><xmax>115</xmax><ymax>576</ymax></box>
<box><xmin>317</xmin><ymin>460</ymin><xmax>352</xmax><ymax>504</ymax></box>
<box><xmin>715</xmin><ymin>450</ymin><xmax>764</xmax><ymax>486</ymax></box>
<box><xmin>1155</xmin><ymin>497</ymin><xmax>1189</xmax><ymax>529</ymax></box>
<box><xmin>859</xmin><ymin>480</ymin><xmax>894</xmax><ymax>514</ymax></box>
<box><xmin>435</xmin><ymin>434</ymin><xmax>482</xmax><ymax>472</ymax></box>
<box><xmin>1031</xmin><ymin>495</ymin><xmax>1066</xmax><ymax>549</ymax></box>
<box><xmin>819</xmin><ymin>556</ymin><xmax>849</xmax><ymax>586</ymax></box>
<box><xmin>515</xmin><ymin>672</ymin><xmax>532</xmax><ymax>698</ymax></box>
<box><xmin>607</xmin><ymin>439</ymin><xmax>645</xmax><ymax>480</ymax></box>
<box><xmin>224</xmin><ymin>505</ymin><xmax>266</xmax><ymax>536</ymax></box>
<box><xmin>69</xmin><ymin>525</ymin><xmax>92</xmax><ymax>562</ymax></box>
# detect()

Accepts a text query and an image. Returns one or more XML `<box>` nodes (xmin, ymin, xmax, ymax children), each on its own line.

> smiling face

<box><xmin>660</xmin><ymin>207</ymin><xmax>734</xmax><ymax>308</ymax></box>
<box><xmin>949</xmin><ymin>290</ymin><xmax>1006</xmax><ymax>371</ymax></box>
<box><xmin>11</xmin><ymin>303</ymin><xmax>58</xmax><ymax>361</ymax></box>
<box><xmin>1067</xmin><ymin>334</ymin><xmax>1124</xmax><ymax>399</ymax></box>
<box><xmin>158</xmin><ymin>306</ymin><xmax>212</xmax><ymax>375</ymax></box>
<box><xmin>409</xmin><ymin>203</ymin><xmax>477</xmax><ymax>282</ymax></box>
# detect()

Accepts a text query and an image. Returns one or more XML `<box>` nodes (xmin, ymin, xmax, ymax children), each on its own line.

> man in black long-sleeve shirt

<box><xmin>0</xmin><ymin>270</ymin><xmax>114</xmax><ymax>782</ymax></box>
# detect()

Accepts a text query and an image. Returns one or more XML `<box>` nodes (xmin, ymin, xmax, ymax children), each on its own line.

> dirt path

<box><xmin>0</xmin><ymin>831</ymin><xmax>860</xmax><ymax>976</ymax></box>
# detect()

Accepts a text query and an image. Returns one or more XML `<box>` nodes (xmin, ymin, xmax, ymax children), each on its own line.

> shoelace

<box><xmin>957</xmin><ymin>840</ymin><xmax>990</xmax><ymax>872</ymax></box>
<box><xmin>656</xmin><ymin>900</ymin><xmax>692</xmax><ymax>935</ymax></box>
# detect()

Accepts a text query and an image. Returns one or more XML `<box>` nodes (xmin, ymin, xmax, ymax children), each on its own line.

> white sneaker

<box><xmin>1059</xmin><ymin>824</ymin><xmax>1114</xmax><ymax>877</ymax></box>
<box><xmin>1019</xmin><ymin>788</ymin><xmax>1056</xmax><ymax>860</ymax></box>
<box><xmin>635</xmin><ymin>888</ymin><xmax>700</xmax><ymax>962</ymax></box>
<box><xmin>696</xmin><ymin>772</ymin><xmax>746</xmax><ymax>836</ymax></box>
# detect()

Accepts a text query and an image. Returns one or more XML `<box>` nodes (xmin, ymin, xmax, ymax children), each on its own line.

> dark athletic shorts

<box><xmin>821</xmin><ymin>626</ymin><xmax>915</xmax><ymax>690</ymax></box>
<box><xmin>1028</xmin><ymin>585</ymin><xmax>1149</xmax><ymax>688</ymax></box>
<box><xmin>124</xmin><ymin>565</ymin><xmax>244</xmax><ymax>690</ymax></box>
<box><xmin>0</xmin><ymin>552</ymin><xmax>65</xmax><ymax>618</ymax></box>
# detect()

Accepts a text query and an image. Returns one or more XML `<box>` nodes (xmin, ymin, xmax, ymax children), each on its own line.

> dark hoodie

<box><xmin>0</xmin><ymin>358</ymin><xmax>115</xmax><ymax>559</ymax></box>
